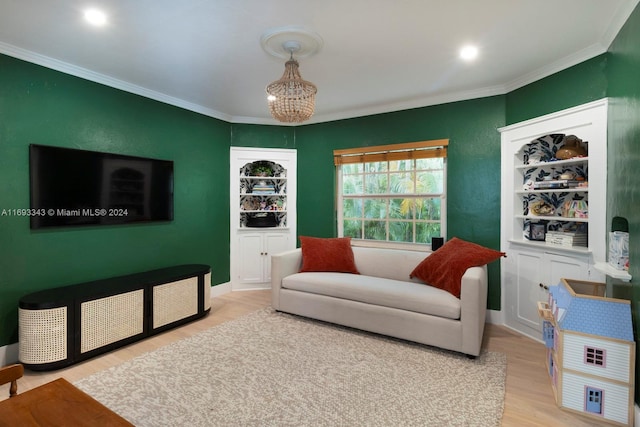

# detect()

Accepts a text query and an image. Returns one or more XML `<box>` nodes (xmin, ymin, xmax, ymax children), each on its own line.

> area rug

<box><xmin>75</xmin><ymin>308</ymin><xmax>506</xmax><ymax>426</ymax></box>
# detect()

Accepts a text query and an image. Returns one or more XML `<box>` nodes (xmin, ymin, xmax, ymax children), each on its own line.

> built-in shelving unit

<box><xmin>239</xmin><ymin>164</ymin><xmax>288</xmax><ymax>229</ymax></box>
<box><xmin>230</xmin><ymin>147</ymin><xmax>297</xmax><ymax>291</ymax></box>
<box><xmin>499</xmin><ymin>99</ymin><xmax>608</xmax><ymax>340</ymax></box>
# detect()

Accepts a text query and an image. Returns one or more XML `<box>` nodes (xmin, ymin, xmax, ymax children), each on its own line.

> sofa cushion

<box><xmin>299</xmin><ymin>236</ymin><xmax>360</xmax><ymax>274</ymax></box>
<box><xmin>410</xmin><ymin>237</ymin><xmax>505</xmax><ymax>298</ymax></box>
<box><xmin>351</xmin><ymin>246</ymin><xmax>427</xmax><ymax>282</ymax></box>
<box><xmin>282</xmin><ymin>272</ymin><xmax>461</xmax><ymax>320</ymax></box>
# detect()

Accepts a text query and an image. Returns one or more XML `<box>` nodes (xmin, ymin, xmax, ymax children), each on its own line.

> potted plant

<box><xmin>252</xmin><ymin>163</ymin><xmax>273</xmax><ymax>177</ymax></box>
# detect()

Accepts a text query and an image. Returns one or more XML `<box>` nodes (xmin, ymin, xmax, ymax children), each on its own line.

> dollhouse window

<box><xmin>543</xmin><ymin>321</ymin><xmax>554</xmax><ymax>348</ymax></box>
<box><xmin>585</xmin><ymin>387</ymin><xmax>603</xmax><ymax>415</ymax></box>
<box><xmin>584</xmin><ymin>346</ymin><xmax>606</xmax><ymax>367</ymax></box>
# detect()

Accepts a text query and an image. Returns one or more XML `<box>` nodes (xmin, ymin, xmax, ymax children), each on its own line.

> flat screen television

<box><xmin>29</xmin><ymin>144</ymin><xmax>174</xmax><ymax>229</ymax></box>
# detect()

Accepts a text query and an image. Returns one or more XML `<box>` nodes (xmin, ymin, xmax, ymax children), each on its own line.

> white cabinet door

<box><xmin>547</xmin><ymin>252</ymin><xmax>590</xmax><ymax>284</ymax></box>
<box><xmin>510</xmin><ymin>249</ymin><xmax>547</xmax><ymax>337</ymax></box>
<box><xmin>263</xmin><ymin>233</ymin><xmax>289</xmax><ymax>282</ymax></box>
<box><xmin>237</xmin><ymin>232</ymin><xmax>290</xmax><ymax>286</ymax></box>
<box><xmin>505</xmin><ymin>247</ymin><xmax>590</xmax><ymax>340</ymax></box>
<box><xmin>238</xmin><ymin>233</ymin><xmax>265</xmax><ymax>284</ymax></box>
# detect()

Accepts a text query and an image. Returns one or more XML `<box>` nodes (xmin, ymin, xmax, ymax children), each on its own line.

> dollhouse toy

<box><xmin>538</xmin><ymin>278</ymin><xmax>635</xmax><ymax>426</ymax></box>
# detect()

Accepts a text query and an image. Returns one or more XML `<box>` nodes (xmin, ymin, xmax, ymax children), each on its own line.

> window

<box><xmin>585</xmin><ymin>346</ymin><xmax>606</xmax><ymax>367</ymax></box>
<box><xmin>334</xmin><ymin>139</ymin><xmax>447</xmax><ymax>246</ymax></box>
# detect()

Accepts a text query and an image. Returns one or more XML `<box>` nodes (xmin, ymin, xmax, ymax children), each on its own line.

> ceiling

<box><xmin>1</xmin><ymin>0</ymin><xmax>638</xmax><ymax>125</ymax></box>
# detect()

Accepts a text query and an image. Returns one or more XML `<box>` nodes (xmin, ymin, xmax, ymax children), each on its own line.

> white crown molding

<box><xmin>0</xmin><ymin>41</ymin><xmax>234</xmax><ymax>123</ymax></box>
<box><xmin>0</xmin><ymin>37</ymin><xmax>613</xmax><ymax>127</ymax></box>
<box><xmin>229</xmin><ymin>114</ymin><xmax>290</xmax><ymax>126</ymax></box>
<box><xmin>3</xmin><ymin>0</ymin><xmax>637</xmax><ymax>130</ymax></box>
<box><xmin>196</xmin><ymin>83</ymin><xmax>504</xmax><ymax>128</ymax></box>
<box><xmin>0</xmin><ymin>38</ymin><xmax>607</xmax><ymax>128</ymax></box>
<box><xmin>503</xmin><ymin>42</ymin><xmax>608</xmax><ymax>94</ymax></box>
<box><xmin>601</xmin><ymin>0</ymin><xmax>640</xmax><ymax>48</ymax></box>
<box><xmin>302</xmin><ymin>83</ymin><xmax>509</xmax><ymax>125</ymax></box>
<box><xmin>229</xmin><ymin>83</ymin><xmax>508</xmax><ymax>126</ymax></box>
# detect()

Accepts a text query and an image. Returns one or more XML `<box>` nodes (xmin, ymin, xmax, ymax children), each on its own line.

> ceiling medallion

<box><xmin>261</xmin><ymin>27</ymin><xmax>322</xmax><ymax>123</ymax></box>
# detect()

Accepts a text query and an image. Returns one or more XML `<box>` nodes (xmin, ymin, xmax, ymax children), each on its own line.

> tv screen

<box><xmin>29</xmin><ymin>144</ymin><xmax>174</xmax><ymax>229</ymax></box>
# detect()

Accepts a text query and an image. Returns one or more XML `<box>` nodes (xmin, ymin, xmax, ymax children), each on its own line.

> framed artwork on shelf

<box><xmin>529</xmin><ymin>222</ymin><xmax>547</xmax><ymax>241</ymax></box>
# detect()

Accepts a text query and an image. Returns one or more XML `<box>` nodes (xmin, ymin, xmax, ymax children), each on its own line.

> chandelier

<box><xmin>265</xmin><ymin>41</ymin><xmax>317</xmax><ymax>123</ymax></box>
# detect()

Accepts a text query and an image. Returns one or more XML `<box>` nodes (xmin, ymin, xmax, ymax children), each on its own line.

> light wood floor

<box><xmin>1</xmin><ymin>290</ymin><xmax>608</xmax><ymax>425</ymax></box>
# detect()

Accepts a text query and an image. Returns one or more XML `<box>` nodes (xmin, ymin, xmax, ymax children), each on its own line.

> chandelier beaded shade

<box><xmin>266</xmin><ymin>52</ymin><xmax>317</xmax><ymax>123</ymax></box>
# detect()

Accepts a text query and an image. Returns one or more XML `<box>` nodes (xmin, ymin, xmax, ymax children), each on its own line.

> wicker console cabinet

<box><xmin>18</xmin><ymin>264</ymin><xmax>211</xmax><ymax>371</ymax></box>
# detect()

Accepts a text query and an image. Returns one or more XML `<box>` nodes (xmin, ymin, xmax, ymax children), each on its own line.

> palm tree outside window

<box><xmin>334</xmin><ymin>140</ymin><xmax>448</xmax><ymax>247</ymax></box>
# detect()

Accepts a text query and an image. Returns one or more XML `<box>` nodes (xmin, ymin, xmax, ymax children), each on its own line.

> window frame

<box><xmin>334</xmin><ymin>139</ymin><xmax>448</xmax><ymax>250</ymax></box>
<box><xmin>584</xmin><ymin>346</ymin><xmax>606</xmax><ymax>368</ymax></box>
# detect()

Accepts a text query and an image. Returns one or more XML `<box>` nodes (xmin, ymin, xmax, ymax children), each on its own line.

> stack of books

<box><xmin>533</xmin><ymin>179</ymin><xmax>581</xmax><ymax>190</ymax></box>
<box><xmin>545</xmin><ymin>230</ymin><xmax>587</xmax><ymax>247</ymax></box>
<box><xmin>251</xmin><ymin>184</ymin><xmax>276</xmax><ymax>194</ymax></box>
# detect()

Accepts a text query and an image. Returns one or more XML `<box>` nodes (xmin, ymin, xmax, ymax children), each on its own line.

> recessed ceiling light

<box><xmin>460</xmin><ymin>45</ymin><xmax>478</xmax><ymax>61</ymax></box>
<box><xmin>84</xmin><ymin>8</ymin><xmax>107</xmax><ymax>26</ymax></box>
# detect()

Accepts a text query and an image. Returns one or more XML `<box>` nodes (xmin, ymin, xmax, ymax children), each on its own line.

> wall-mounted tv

<box><xmin>29</xmin><ymin>144</ymin><xmax>174</xmax><ymax>229</ymax></box>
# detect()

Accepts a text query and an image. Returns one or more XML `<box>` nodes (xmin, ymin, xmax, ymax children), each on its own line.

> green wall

<box><xmin>295</xmin><ymin>98</ymin><xmax>506</xmax><ymax>307</ymax></box>
<box><xmin>230</xmin><ymin>123</ymin><xmax>295</xmax><ymax>149</ymax></box>
<box><xmin>2</xmin><ymin>3</ymin><xmax>639</xmax><ymax>362</ymax></box>
<box><xmin>605</xmin><ymin>2</ymin><xmax>640</xmax><ymax>402</ymax></box>
<box><xmin>505</xmin><ymin>54</ymin><xmax>608</xmax><ymax>125</ymax></box>
<box><xmin>0</xmin><ymin>55</ymin><xmax>230</xmax><ymax>346</ymax></box>
<box><xmin>229</xmin><ymin>99</ymin><xmax>507</xmax><ymax>311</ymax></box>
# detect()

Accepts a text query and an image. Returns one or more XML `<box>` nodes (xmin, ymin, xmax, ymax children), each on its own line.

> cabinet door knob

<box><xmin>539</xmin><ymin>283</ymin><xmax>549</xmax><ymax>290</ymax></box>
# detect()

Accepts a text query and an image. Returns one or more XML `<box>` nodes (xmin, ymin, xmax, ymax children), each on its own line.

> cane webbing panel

<box><xmin>204</xmin><ymin>272</ymin><xmax>212</xmax><ymax>310</ymax></box>
<box><xmin>19</xmin><ymin>307</ymin><xmax>67</xmax><ymax>364</ymax></box>
<box><xmin>153</xmin><ymin>277</ymin><xmax>198</xmax><ymax>328</ymax></box>
<box><xmin>81</xmin><ymin>290</ymin><xmax>144</xmax><ymax>353</ymax></box>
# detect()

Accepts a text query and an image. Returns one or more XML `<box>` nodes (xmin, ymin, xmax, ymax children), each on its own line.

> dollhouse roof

<box><xmin>550</xmin><ymin>284</ymin><xmax>572</xmax><ymax>309</ymax></box>
<box><xmin>558</xmin><ymin>295</ymin><xmax>634</xmax><ymax>342</ymax></box>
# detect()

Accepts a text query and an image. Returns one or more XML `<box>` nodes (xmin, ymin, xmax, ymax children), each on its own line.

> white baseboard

<box><xmin>231</xmin><ymin>283</ymin><xmax>271</xmax><ymax>292</ymax></box>
<box><xmin>0</xmin><ymin>342</ymin><xmax>19</xmax><ymax>365</ymax></box>
<box><xmin>211</xmin><ymin>282</ymin><xmax>231</xmax><ymax>297</ymax></box>
<box><xmin>486</xmin><ymin>309</ymin><xmax>504</xmax><ymax>324</ymax></box>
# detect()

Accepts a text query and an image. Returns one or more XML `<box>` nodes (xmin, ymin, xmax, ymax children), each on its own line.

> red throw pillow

<box><xmin>410</xmin><ymin>237</ymin><xmax>505</xmax><ymax>297</ymax></box>
<box><xmin>299</xmin><ymin>236</ymin><xmax>360</xmax><ymax>274</ymax></box>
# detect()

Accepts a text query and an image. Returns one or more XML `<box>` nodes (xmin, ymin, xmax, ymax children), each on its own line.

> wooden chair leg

<box><xmin>0</xmin><ymin>363</ymin><xmax>24</xmax><ymax>397</ymax></box>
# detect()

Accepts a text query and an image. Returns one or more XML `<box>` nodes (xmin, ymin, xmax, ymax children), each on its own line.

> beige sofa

<box><xmin>271</xmin><ymin>246</ymin><xmax>488</xmax><ymax>357</ymax></box>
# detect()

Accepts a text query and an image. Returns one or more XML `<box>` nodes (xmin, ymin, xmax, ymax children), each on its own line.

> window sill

<box><xmin>348</xmin><ymin>239</ymin><xmax>432</xmax><ymax>252</ymax></box>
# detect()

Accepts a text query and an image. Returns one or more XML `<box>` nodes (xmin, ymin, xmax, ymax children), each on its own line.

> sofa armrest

<box><xmin>459</xmin><ymin>265</ymin><xmax>488</xmax><ymax>356</ymax></box>
<box><xmin>271</xmin><ymin>248</ymin><xmax>303</xmax><ymax>309</ymax></box>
